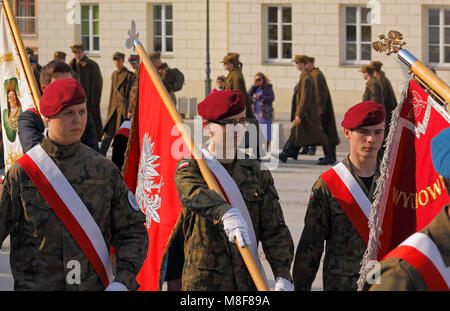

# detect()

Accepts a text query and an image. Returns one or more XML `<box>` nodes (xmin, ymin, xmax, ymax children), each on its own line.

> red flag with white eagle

<box><xmin>123</xmin><ymin>65</ymin><xmax>189</xmax><ymax>291</ymax></box>
<box><xmin>359</xmin><ymin>79</ymin><xmax>450</xmax><ymax>286</ymax></box>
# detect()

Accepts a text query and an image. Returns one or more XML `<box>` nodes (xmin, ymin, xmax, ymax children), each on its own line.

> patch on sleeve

<box><xmin>0</xmin><ymin>175</ymin><xmax>4</xmax><ymax>184</ymax></box>
<box><xmin>128</xmin><ymin>190</ymin><xmax>140</xmax><ymax>211</ymax></box>
<box><xmin>309</xmin><ymin>191</ymin><xmax>315</xmax><ymax>200</ymax></box>
<box><xmin>177</xmin><ymin>162</ymin><xmax>190</xmax><ymax>169</ymax></box>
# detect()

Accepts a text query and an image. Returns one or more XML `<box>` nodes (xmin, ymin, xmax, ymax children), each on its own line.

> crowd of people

<box><xmin>0</xmin><ymin>45</ymin><xmax>447</xmax><ymax>292</ymax></box>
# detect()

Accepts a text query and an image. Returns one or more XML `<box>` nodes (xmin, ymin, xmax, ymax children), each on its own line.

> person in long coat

<box><xmin>370</xmin><ymin>61</ymin><xmax>397</xmax><ymax>150</ymax></box>
<box><xmin>361</xmin><ymin>65</ymin><xmax>384</xmax><ymax>105</ymax></box>
<box><xmin>100</xmin><ymin>52</ymin><xmax>136</xmax><ymax>156</ymax></box>
<box><xmin>69</xmin><ymin>44</ymin><xmax>103</xmax><ymax>141</ymax></box>
<box><xmin>222</xmin><ymin>53</ymin><xmax>263</xmax><ymax>157</ymax></box>
<box><xmin>279</xmin><ymin>55</ymin><xmax>328</xmax><ymax>163</ymax></box>
<box><xmin>306</xmin><ymin>56</ymin><xmax>340</xmax><ymax>165</ymax></box>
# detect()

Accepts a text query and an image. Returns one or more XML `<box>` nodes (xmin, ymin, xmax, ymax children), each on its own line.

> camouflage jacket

<box><xmin>364</xmin><ymin>204</ymin><xmax>450</xmax><ymax>291</ymax></box>
<box><xmin>174</xmin><ymin>156</ymin><xmax>294</xmax><ymax>290</ymax></box>
<box><xmin>293</xmin><ymin>155</ymin><xmax>380</xmax><ymax>291</ymax></box>
<box><xmin>0</xmin><ymin>138</ymin><xmax>148</xmax><ymax>290</ymax></box>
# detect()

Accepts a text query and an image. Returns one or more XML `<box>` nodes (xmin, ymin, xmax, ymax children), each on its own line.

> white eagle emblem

<box><xmin>136</xmin><ymin>134</ymin><xmax>163</xmax><ymax>229</ymax></box>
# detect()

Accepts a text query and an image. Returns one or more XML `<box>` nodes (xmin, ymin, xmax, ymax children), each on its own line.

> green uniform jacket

<box><xmin>309</xmin><ymin>67</ymin><xmax>340</xmax><ymax>146</ymax></box>
<box><xmin>174</xmin><ymin>156</ymin><xmax>294</xmax><ymax>290</ymax></box>
<box><xmin>363</xmin><ymin>76</ymin><xmax>384</xmax><ymax>106</ymax></box>
<box><xmin>364</xmin><ymin>204</ymin><xmax>450</xmax><ymax>291</ymax></box>
<box><xmin>0</xmin><ymin>138</ymin><xmax>149</xmax><ymax>290</ymax></box>
<box><xmin>293</xmin><ymin>156</ymin><xmax>380</xmax><ymax>291</ymax></box>
<box><xmin>103</xmin><ymin>66</ymin><xmax>136</xmax><ymax>137</ymax></box>
<box><xmin>290</xmin><ymin>70</ymin><xmax>328</xmax><ymax>147</ymax></box>
<box><xmin>70</xmin><ymin>56</ymin><xmax>103</xmax><ymax>141</ymax></box>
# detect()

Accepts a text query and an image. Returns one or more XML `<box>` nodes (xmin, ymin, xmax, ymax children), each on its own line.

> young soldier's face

<box><xmin>345</xmin><ymin>122</ymin><xmax>385</xmax><ymax>159</ymax></box>
<box><xmin>45</xmin><ymin>103</ymin><xmax>87</xmax><ymax>145</ymax></box>
<box><xmin>205</xmin><ymin>110</ymin><xmax>247</xmax><ymax>159</ymax></box>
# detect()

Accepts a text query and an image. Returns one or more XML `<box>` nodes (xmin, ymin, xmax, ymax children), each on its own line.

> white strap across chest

<box><xmin>202</xmin><ymin>149</ymin><xmax>267</xmax><ymax>283</ymax></box>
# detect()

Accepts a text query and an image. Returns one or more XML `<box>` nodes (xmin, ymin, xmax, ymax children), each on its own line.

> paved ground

<box><xmin>0</xmin><ymin>112</ymin><xmax>348</xmax><ymax>291</ymax></box>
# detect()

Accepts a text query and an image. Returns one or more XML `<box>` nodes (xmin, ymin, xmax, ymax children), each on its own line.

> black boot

<box><xmin>317</xmin><ymin>144</ymin><xmax>336</xmax><ymax>165</ymax></box>
<box><xmin>279</xmin><ymin>138</ymin><xmax>300</xmax><ymax>162</ymax></box>
<box><xmin>100</xmin><ymin>136</ymin><xmax>113</xmax><ymax>156</ymax></box>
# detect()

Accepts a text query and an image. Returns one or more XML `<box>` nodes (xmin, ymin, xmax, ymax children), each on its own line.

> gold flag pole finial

<box><xmin>372</xmin><ymin>30</ymin><xmax>449</xmax><ymax>106</ymax></box>
<box><xmin>372</xmin><ymin>30</ymin><xmax>407</xmax><ymax>55</ymax></box>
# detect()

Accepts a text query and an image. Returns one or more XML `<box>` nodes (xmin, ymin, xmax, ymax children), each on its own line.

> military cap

<box><xmin>341</xmin><ymin>101</ymin><xmax>385</xmax><ymax>129</ymax></box>
<box><xmin>198</xmin><ymin>90</ymin><xmax>245</xmax><ymax>120</ymax></box>
<box><xmin>112</xmin><ymin>52</ymin><xmax>125</xmax><ymax>60</ymax></box>
<box><xmin>370</xmin><ymin>61</ymin><xmax>383</xmax><ymax>72</ymax></box>
<box><xmin>149</xmin><ymin>52</ymin><xmax>161</xmax><ymax>62</ymax></box>
<box><xmin>217</xmin><ymin>75</ymin><xmax>226</xmax><ymax>82</ymax></box>
<box><xmin>221</xmin><ymin>52</ymin><xmax>240</xmax><ymax>64</ymax></box>
<box><xmin>40</xmin><ymin>78</ymin><xmax>87</xmax><ymax>117</ymax></box>
<box><xmin>292</xmin><ymin>55</ymin><xmax>308</xmax><ymax>64</ymax></box>
<box><xmin>26</xmin><ymin>47</ymin><xmax>34</xmax><ymax>56</ymax></box>
<box><xmin>359</xmin><ymin>64</ymin><xmax>375</xmax><ymax>74</ymax></box>
<box><xmin>431</xmin><ymin>127</ymin><xmax>450</xmax><ymax>179</ymax></box>
<box><xmin>128</xmin><ymin>54</ymin><xmax>139</xmax><ymax>63</ymax></box>
<box><xmin>70</xmin><ymin>44</ymin><xmax>84</xmax><ymax>52</ymax></box>
<box><xmin>53</xmin><ymin>51</ymin><xmax>67</xmax><ymax>60</ymax></box>
<box><xmin>306</xmin><ymin>56</ymin><xmax>315</xmax><ymax>63</ymax></box>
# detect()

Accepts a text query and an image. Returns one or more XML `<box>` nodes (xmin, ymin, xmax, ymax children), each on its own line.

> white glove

<box><xmin>274</xmin><ymin>277</ymin><xmax>293</xmax><ymax>291</ymax></box>
<box><xmin>222</xmin><ymin>207</ymin><xmax>251</xmax><ymax>247</ymax></box>
<box><xmin>105</xmin><ymin>282</ymin><xmax>128</xmax><ymax>291</ymax></box>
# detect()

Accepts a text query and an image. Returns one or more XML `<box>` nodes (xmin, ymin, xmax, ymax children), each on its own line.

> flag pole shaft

<box><xmin>134</xmin><ymin>42</ymin><xmax>269</xmax><ymax>291</ymax></box>
<box><xmin>1</xmin><ymin>0</ymin><xmax>41</xmax><ymax>110</ymax></box>
<box><xmin>398</xmin><ymin>49</ymin><xmax>450</xmax><ymax>105</ymax></box>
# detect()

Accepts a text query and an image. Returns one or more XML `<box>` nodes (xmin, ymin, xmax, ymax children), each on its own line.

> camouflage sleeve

<box><xmin>0</xmin><ymin>166</ymin><xmax>22</xmax><ymax>248</ymax></box>
<box><xmin>174</xmin><ymin>159</ymin><xmax>231</xmax><ymax>222</ymax></box>
<box><xmin>292</xmin><ymin>177</ymin><xmax>330</xmax><ymax>291</ymax></box>
<box><xmin>258</xmin><ymin>170</ymin><xmax>294</xmax><ymax>282</ymax></box>
<box><xmin>363</xmin><ymin>258</ymin><xmax>427</xmax><ymax>291</ymax></box>
<box><xmin>109</xmin><ymin>166</ymin><xmax>149</xmax><ymax>291</ymax></box>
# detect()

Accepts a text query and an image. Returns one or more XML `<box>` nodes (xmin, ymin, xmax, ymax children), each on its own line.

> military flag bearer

<box><xmin>0</xmin><ymin>78</ymin><xmax>148</xmax><ymax>290</ymax></box>
<box><xmin>174</xmin><ymin>90</ymin><xmax>294</xmax><ymax>290</ymax></box>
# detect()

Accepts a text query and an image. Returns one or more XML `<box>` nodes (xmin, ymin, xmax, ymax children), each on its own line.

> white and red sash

<box><xmin>17</xmin><ymin>145</ymin><xmax>113</xmax><ymax>288</ymax></box>
<box><xmin>202</xmin><ymin>149</ymin><xmax>268</xmax><ymax>283</ymax></box>
<box><xmin>383</xmin><ymin>232</ymin><xmax>450</xmax><ymax>291</ymax></box>
<box><xmin>320</xmin><ymin>162</ymin><xmax>371</xmax><ymax>244</ymax></box>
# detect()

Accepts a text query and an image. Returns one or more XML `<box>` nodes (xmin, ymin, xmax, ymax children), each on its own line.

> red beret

<box><xmin>341</xmin><ymin>101</ymin><xmax>385</xmax><ymax>129</ymax></box>
<box><xmin>198</xmin><ymin>90</ymin><xmax>245</xmax><ymax>120</ymax></box>
<box><xmin>40</xmin><ymin>78</ymin><xmax>87</xmax><ymax>117</ymax></box>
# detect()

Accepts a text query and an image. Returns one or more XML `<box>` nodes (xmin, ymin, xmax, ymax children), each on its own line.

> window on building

<box><xmin>152</xmin><ymin>4</ymin><xmax>173</xmax><ymax>54</ymax></box>
<box><xmin>343</xmin><ymin>6</ymin><xmax>372</xmax><ymax>64</ymax></box>
<box><xmin>16</xmin><ymin>0</ymin><xmax>36</xmax><ymax>36</ymax></box>
<box><xmin>264</xmin><ymin>6</ymin><xmax>292</xmax><ymax>63</ymax></box>
<box><xmin>80</xmin><ymin>4</ymin><xmax>99</xmax><ymax>53</ymax></box>
<box><xmin>427</xmin><ymin>8</ymin><xmax>450</xmax><ymax>66</ymax></box>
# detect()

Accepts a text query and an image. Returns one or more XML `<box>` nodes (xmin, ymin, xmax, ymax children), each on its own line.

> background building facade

<box><xmin>37</xmin><ymin>0</ymin><xmax>450</xmax><ymax>118</ymax></box>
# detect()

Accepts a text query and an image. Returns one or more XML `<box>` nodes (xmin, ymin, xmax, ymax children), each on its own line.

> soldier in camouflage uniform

<box><xmin>174</xmin><ymin>90</ymin><xmax>294</xmax><ymax>291</ymax></box>
<box><xmin>361</xmin><ymin>65</ymin><xmax>384</xmax><ymax>105</ymax></box>
<box><xmin>293</xmin><ymin>101</ymin><xmax>385</xmax><ymax>291</ymax></box>
<box><xmin>0</xmin><ymin>79</ymin><xmax>148</xmax><ymax>291</ymax></box>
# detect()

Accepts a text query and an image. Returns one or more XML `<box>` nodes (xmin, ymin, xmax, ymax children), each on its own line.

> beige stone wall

<box><xmin>37</xmin><ymin>0</ymin><xmax>450</xmax><ymax>119</ymax></box>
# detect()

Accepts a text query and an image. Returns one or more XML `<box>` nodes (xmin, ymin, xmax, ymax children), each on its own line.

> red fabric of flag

<box><xmin>124</xmin><ymin>65</ymin><xmax>189</xmax><ymax>290</ymax></box>
<box><xmin>372</xmin><ymin>79</ymin><xmax>450</xmax><ymax>260</ymax></box>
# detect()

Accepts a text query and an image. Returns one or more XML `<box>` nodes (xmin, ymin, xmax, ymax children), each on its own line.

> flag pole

<box><xmin>134</xmin><ymin>40</ymin><xmax>270</xmax><ymax>291</ymax></box>
<box><xmin>1</xmin><ymin>0</ymin><xmax>41</xmax><ymax>110</ymax></box>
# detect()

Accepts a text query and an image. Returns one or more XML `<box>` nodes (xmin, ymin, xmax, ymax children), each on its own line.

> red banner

<box><xmin>124</xmin><ymin>65</ymin><xmax>189</xmax><ymax>290</ymax></box>
<box><xmin>363</xmin><ymin>79</ymin><xmax>450</xmax><ymax>266</ymax></box>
